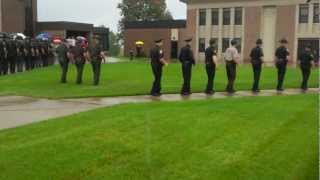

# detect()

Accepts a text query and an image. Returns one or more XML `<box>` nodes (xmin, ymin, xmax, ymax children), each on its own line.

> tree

<box><xmin>108</xmin><ymin>31</ymin><xmax>121</xmax><ymax>57</ymax></box>
<box><xmin>117</xmin><ymin>0</ymin><xmax>173</xmax><ymax>41</ymax></box>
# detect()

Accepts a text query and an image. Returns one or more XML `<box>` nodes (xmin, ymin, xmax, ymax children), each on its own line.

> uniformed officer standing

<box><xmin>23</xmin><ymin>38</ymin><xmax>32</xmax><ymax>71</ymax></box>
<box><xmin>224</xmin><ymin>39</ymin><xmax>240</xmax><ymax>94</ymax></box>
<box><xmin>179</xmin><ymin>38</ymin><xmax>195</xmax><ymax>96</ymax></box>
<box><xmin>70</xmin><ymin>39</ymin><xmax>86</xmax><ymax>84</ymax></box>
<box><xmin>30</xmin><ymin>40</ymin><xmax>36</xmax><ymax>70</ymax></box>
<box><xmin>250</xmin><ymin>39</ymin><xmax>264</xmax><ymax>92</ymax></box>
<box><xmin>298</xmin><ymin>44</ymin><xmax>315</xmax><ymax>91</ymax></box>
<box><xmin>34</xmin><ymin>41</ymin><xmax>42</xmax><ymax>68</ymax></box>
<box><xmin>7</xmin><ymin>39</ymin><xmax>17</xmax><ymax>74</ymax></box>
<box><xmin>41</xmin><ymin>41</ymin><xmax>49</xmax><ymax>67</ymax></box>
<box><xmin>275</xmin><ymin>39</ymin><xmax>290</xmax><ymax>91</ymax></box>
<box><xmin>0</xmin><ymin>38</ymin><xmax>5</xmax><ymax>75</ymax></box>
<box><xmin>204</xmin><ymin>39</ymin><xmax>218</xmax><ymax>95</ymax></box>
<box><xmin>1</xmin><ymin>39</ymin><xmax>8</xmax><ymax>75</ymax></box>
<box><xmin>150</xmin><ymin>39</ymin><xmax>168</xmax><ymax>96</ymax></box>
<box><xmin>56</xmin><ymin>39</ymin><xmax>69</xmax><ymax>83</ymax></box>
<box><xmin>16</xmin><ymin>39</ymin><xmax>25</xmax><ymax>72</ymax></box>
<box><xmin>86</xmin><ymin>36</ymin><xmax>105</xmax><ymax>86</ymax></box>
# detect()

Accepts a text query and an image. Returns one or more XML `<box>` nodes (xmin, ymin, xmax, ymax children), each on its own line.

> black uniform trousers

<box><xmin>276</xmin><ymin>61</ymin><xmax>287</xmax><ymax>90</ymax></box>
<box><xmin>1</xmin><ymin>58</ymin><xmax>8</xmax><ymax>75</ymax></box>
<box><xmin>151</xmin><ymin>63</ymin><xmax>163</xmax><ymax>95</ymax></box>
<box><xmin>75</xmin><ymin>59</ymin><xmax>85</xmax><ymax>84</ymax></box>
<box><xmin>181</xmin><ymin>62</ymin><xmax>192</xmax><ymax>94</ymax></box>
<box><xmin>8</xmin><ymin>56</ymin><xmax>16</xmax><ymax>74</ymax></box>
<box><xmin>91</xmin><ymin>59</ymin><xmax>102</xmax><ymax>85</ymax></box>
<box><xmin>251</xmin><ymin>61</ymin><xmax>262</xmax><ymax>91</ymax></box>
<box><xmin>59</xmin><ymin>58</ymin><xmax>69</xmax><ymax>83</ymax></box>
<box><xmin>42</xmin><ymin>56</ymin><xmax>49</xmax><ymax>67</ymax></box>
<box><xmin>30</xmin><ymin>56</ymin><xmax>36</xmax><ymax>70</ymax></box>
<box><xmin>16</xmin><ymin>56</ymin><xmax>24</xmax><ymax>72</ymax></box>
<box><xmin>25</xmin><ymin>56</ymin><xmax>31</xmax><ymax>71</ymax></box>
<box><xmin>300</xmin><ymin>64</ymin><xmax>311</xmax><ymax>90</ymax></box>
<box><xmin>205</xmin><ymin>63</ymin><xmax>216</xmax><ymax>93</ymax></box>
<box><xmin>226</xmin><ymin>61</ymin><xmax>237</xmax><ymax>93</ymax></box>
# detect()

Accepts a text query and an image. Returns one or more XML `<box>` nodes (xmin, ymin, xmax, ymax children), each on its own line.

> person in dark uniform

<box><xmin>23</xmin><ymin>38</ymin><xmax>32</xmax><ymax>71</ymax></box>
<box><xmin>204</xmin><ymin>39</ymin><xmax>218</xmax><ymax>95</ymax></box>
<box><xmin>30</xmin><ymin>40</ymin><xmax>36</xmax><ymax>70</ymax></box>
<box><xmin>298</xmin><ymin>44</ymin><xmax>315</xmax><ymax>91</ymax></box>
<box><xmin>70</xmin><ymin>39</ymin><xmax>86</xmax><ymax>84</ymax></box>
<box><xmin>16</xmin><ymin>39</ymin><xmax>25</xmax><ymax>72</ymax></box>
<box><xmin>150</xmin><ymin>39</ymin><xmax>168</xmax><ymax>96</ymax></box>
<box><xmin>224</xmin><ymin>39</ymin><xmax>240</xmax><ymax>94</ymax></box>
<box><xmin>34</xmin><ymin>41</ymin><xmax>42</xmax><ymax>68</ymax></box>
<box><xmin>7</xmin><ymin>39</ymin><xmax>17</xmax><ymax>74</ymax></box>
<box><xmin>86</xmin><ymin>36</ymin><xmax>105</xmax><ymax>86</ymax></box>
<box><xmin>56</xmin><ymin>39</ymin><xmax>69</xmax><ymax>83</ymax></box>
<box><xmin>250</xmin><ymin>39</ymin><xmax>264</xmax><ymax>92</ymax></box>
<box><xmin>179</xmin><ymin>38</ymin><xmax>195</xmax><ymax>96</ymax></box>
<box><xmin>41</xmin><ymin>41</ymin><xmax>49</xmax><ymax>67</ymax></box>
<box><xmin>0</xmin><ymin>38</ymin><xmax>5</xmax><ymax>75</ymax></box>
<box><xmin>275</xmin><ymin>38</ymin><xmax>290</xmax><ymax>91</ymax></box>
<box><xmin>1</xmin><ymin>39</ymin><xmax>8</xmax><ymax>75</ymax></box>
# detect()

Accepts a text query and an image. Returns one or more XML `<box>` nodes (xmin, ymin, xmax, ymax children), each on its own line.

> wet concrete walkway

<box><xmin>0</xmin><ymin>88</ymin><xmax>318</xmax><ymax>130</ymax></box>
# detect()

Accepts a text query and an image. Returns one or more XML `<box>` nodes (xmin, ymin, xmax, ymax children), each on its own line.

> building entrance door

<box><xmin>262</xmin><ymin>6</ymin><xmax>277</xmax><ymax>64</ymax></box>
<box><xmin>171</xmin><ymin>41</ymin><xmax>178</xmax><ymax>59</ymax></box>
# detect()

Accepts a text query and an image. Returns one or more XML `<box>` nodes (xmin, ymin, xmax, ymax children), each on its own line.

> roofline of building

<box><xmin>124</xmin><ymin>20</ymin><xmax>186</xmax><ymax>29</ymax></box>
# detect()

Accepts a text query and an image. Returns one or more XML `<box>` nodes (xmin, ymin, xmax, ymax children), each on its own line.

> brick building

<box><xmin>0</xmin><ymin>0</ymin><xmax>37</xmax><ymax>36</ymax></box>
<box><xmin>181</xmin><ymin>0</ymin><xmax>319</xmax><ymax>64</ymax></box>
<box><xmin>124</xmin><ymin>20</ymin><xmax>188</xmax><ymax>60</ymax></box>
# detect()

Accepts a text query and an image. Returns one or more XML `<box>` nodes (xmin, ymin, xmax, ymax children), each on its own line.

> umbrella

<box><xmin>135</xmin><ymin>41</ymin><xmax>144</xmax><ymax>45</ymax></box>
<box><xmin>76</xmin><ymin>36</ymin><xmax>86</xmax><ymax>41</ymax></box>
<box><xmin>36</xmin><ymin>32</ymin><xmax>51</xmax><ymax>41</ymax></box>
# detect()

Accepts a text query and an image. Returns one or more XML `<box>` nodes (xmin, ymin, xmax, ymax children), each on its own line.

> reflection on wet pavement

<box><xmin>0</xmin><ymin>88</ymin><xmax>318</xmax><ymax>130</ymax></box>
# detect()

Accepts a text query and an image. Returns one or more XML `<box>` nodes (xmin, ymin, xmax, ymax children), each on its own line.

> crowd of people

<box><xmin>149</xmin><ymin>38</ymin><xmax>317</xmax><ymax>97</ymax></box>
<box><xmin>0</xmin><ymin>36</ymin><xmax>54</xmax><ymax>75</ymax></box>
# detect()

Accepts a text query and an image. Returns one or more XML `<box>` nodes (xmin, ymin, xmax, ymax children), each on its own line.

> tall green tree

<box><xmin>117</xmin><ymin>0</ymin><xmax>173</xmax><ymax>41</ymax></box>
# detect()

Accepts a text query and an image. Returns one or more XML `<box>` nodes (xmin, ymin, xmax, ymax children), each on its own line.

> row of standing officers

<box><xmin>55</xmin><ymin>36</ymin><xmax>105</xmax><ymax>85</ymax></box>
<box><xmin>0</xmin><ymin>38</ymin><xmax>53</xmax><ymax>75</ymax></box>
<box><xmin>150</xmin><ymin>38</ymin><xmax>316</xmax><ymax>97</ymax></box>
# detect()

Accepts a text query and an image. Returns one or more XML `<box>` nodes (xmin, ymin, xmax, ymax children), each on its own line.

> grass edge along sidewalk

<box><xmin>0</xmin><ymin>94</ymin><xmax>318</xmax><ymax>179</ymax></box>
<box><xmin>0</xmin><ymin>61</ymin><xmax>318</xmax><ymax>99</ymax></box>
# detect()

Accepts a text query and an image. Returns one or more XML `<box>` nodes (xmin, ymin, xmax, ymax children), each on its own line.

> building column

<box><xmin>205</xmin><ymin>8</ymin><xmax>212</xmax><ymax>49</ymax></box>
<box><xmin>308</xmin><ymin>3</ymin><xmax>314</xmax><ymax>34</ymax></box>
<box><xmin>230</xmin><ymin>8</ymin><xmax>235</xmax><ymax>39</ymax></box>
<box><xmin>195</xmin><ymin>8</ymin><xmax>200</xmax><ymax>61</ymax></box>
<box><xmin>218</xmin><ymin>8</ymin><xmax>223</xmax><ymax>60</ymax></box>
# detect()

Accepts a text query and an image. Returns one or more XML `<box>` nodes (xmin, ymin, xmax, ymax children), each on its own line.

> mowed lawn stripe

<box><xmin>0</xmin><ymin>94</ymin><xmax>318</xmax><ymax>179</ymax></box>
<box><xmin>0</xmin><ymin>60</ymin><xmax>318</xmax><ymax>98</ymax></box>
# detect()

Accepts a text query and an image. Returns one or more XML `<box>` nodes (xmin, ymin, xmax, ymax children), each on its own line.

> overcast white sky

<box><xmin>38</xmin><ymin>0</ymin><xmax>187</xmax><ymax>32</ymax></box>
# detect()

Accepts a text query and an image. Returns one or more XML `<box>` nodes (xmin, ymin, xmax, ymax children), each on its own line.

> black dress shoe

<box><xmin>205</xmin><ymin>90</ymin><xmax>215</xmax><ymax>95</ymax></box>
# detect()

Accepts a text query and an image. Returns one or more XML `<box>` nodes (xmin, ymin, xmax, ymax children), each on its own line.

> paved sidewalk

<box><xmin>0</xmin><ymin>88</ymin><xmax>318</xmax><ymax>130</ymax></box>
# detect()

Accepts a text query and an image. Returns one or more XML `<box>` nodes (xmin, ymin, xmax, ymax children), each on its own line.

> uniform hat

<box><xmin>185</xmin><ymin>38</ymin><xmax>192</xmax><ymax>42</ymax></box>
<box><xmin>256</xmin><ymin>39</ymin><xmax>263</xmax><ymax>45</ymax></box>
<box><xmin>209</xmin><ymin>39</ymin><xmax>216</xmax><ymax>45</ymax></box>
<box><xmin>154</xmin><ymin>39</ymin><xmax>163</xmax><ymax>43</ymax></box>
<box><xmin>279</xmin><ymin>38</ymin><xmax>288</xmax><ymax>44</ymax></box>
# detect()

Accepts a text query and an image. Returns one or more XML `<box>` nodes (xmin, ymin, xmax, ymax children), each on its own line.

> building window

<box><xmin>234</xmin><ymin>7</ymin><xmax>243</xmax><ymax>25</ymax></box>
<box><xmin>199</xmin><ymin>9</ymin><xmax>206</xmax><ymax>26</ymax></box>
<box><xmin>299</xmin><ymin>4</ymin><xmax>309</xmax><ymax>23</ymax></box>
<box><xmin>211</xmin><ymin>8</ymin><xmax>219</xmax><ymax>25</ymax></box>
<box><xmin>222</xmin><ymin>38</ymin><xmax>230</xmax><ymax>52</ymax></box>
<box><xmin>223</xmin><ymin>8</ymin><xmax>231</xmax><ymax>25</ymax></box>
<box><xmin>314</xmin><ymin>3</ymin><xmax>319</xmax><ymax>23</ymax></box>
<box><xmin>233</xmin><ymin>38</ymin><xmax>242</xmax><ymax>52</ymax></box>
<box><xmin>199</xmin><ymin>38</ymin><xmax>206</xmax><ymax>53</ymax></box>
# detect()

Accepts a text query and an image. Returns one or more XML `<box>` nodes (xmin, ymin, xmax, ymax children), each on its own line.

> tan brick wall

<box><xmin>124</xmin><ymin>28</ymin><xmax>171</xmax><ymax>60</ymax></box>
<box><xmin>276</xmin><ymin>5</ymin><xmax>296</xmax><ymax>60</ymax></box>
<box><xmin>243</xmin><ymin>6</ymin><xmax>261</xmax><ymax>63</ymax></box>
<box><xmin>186</xmin><ymin>9</ymin><xmax>197</xmax><ymax>51</ymax></box>
<box><xmin>1</xmin><ymin>0</ymin><xmax>37</xmax><ymax>34</ymax></box>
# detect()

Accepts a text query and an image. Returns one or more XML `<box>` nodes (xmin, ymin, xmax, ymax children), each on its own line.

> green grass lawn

<box><xmin>0</xmin><ymin>60</ymin><xmax>318</xmax><ymax>98</ymax></box>
<box><xmin>0</xmin><ymin>94</ymin><xmax>318</xmax><ymax>179</ymax></box>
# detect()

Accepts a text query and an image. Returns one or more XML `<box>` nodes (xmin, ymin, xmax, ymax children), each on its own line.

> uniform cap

<box><xmin>256</xmin><ymin>39</ymin><xmax>263</xmax><ymax>45</ymax></box>
<box><xmin>185</xmin><ymin>38</ymin><xmax>192</xmax><ymax>42</ymax></box>
<box><xmin>154</xmin><ymin>39</ymin><xmax>163</xmax><ymax>43</ymax></box>
<box><xmin>279</xmin><ymin>38</ymin><xmax>288</xmax><ymax>44</ymax></box>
